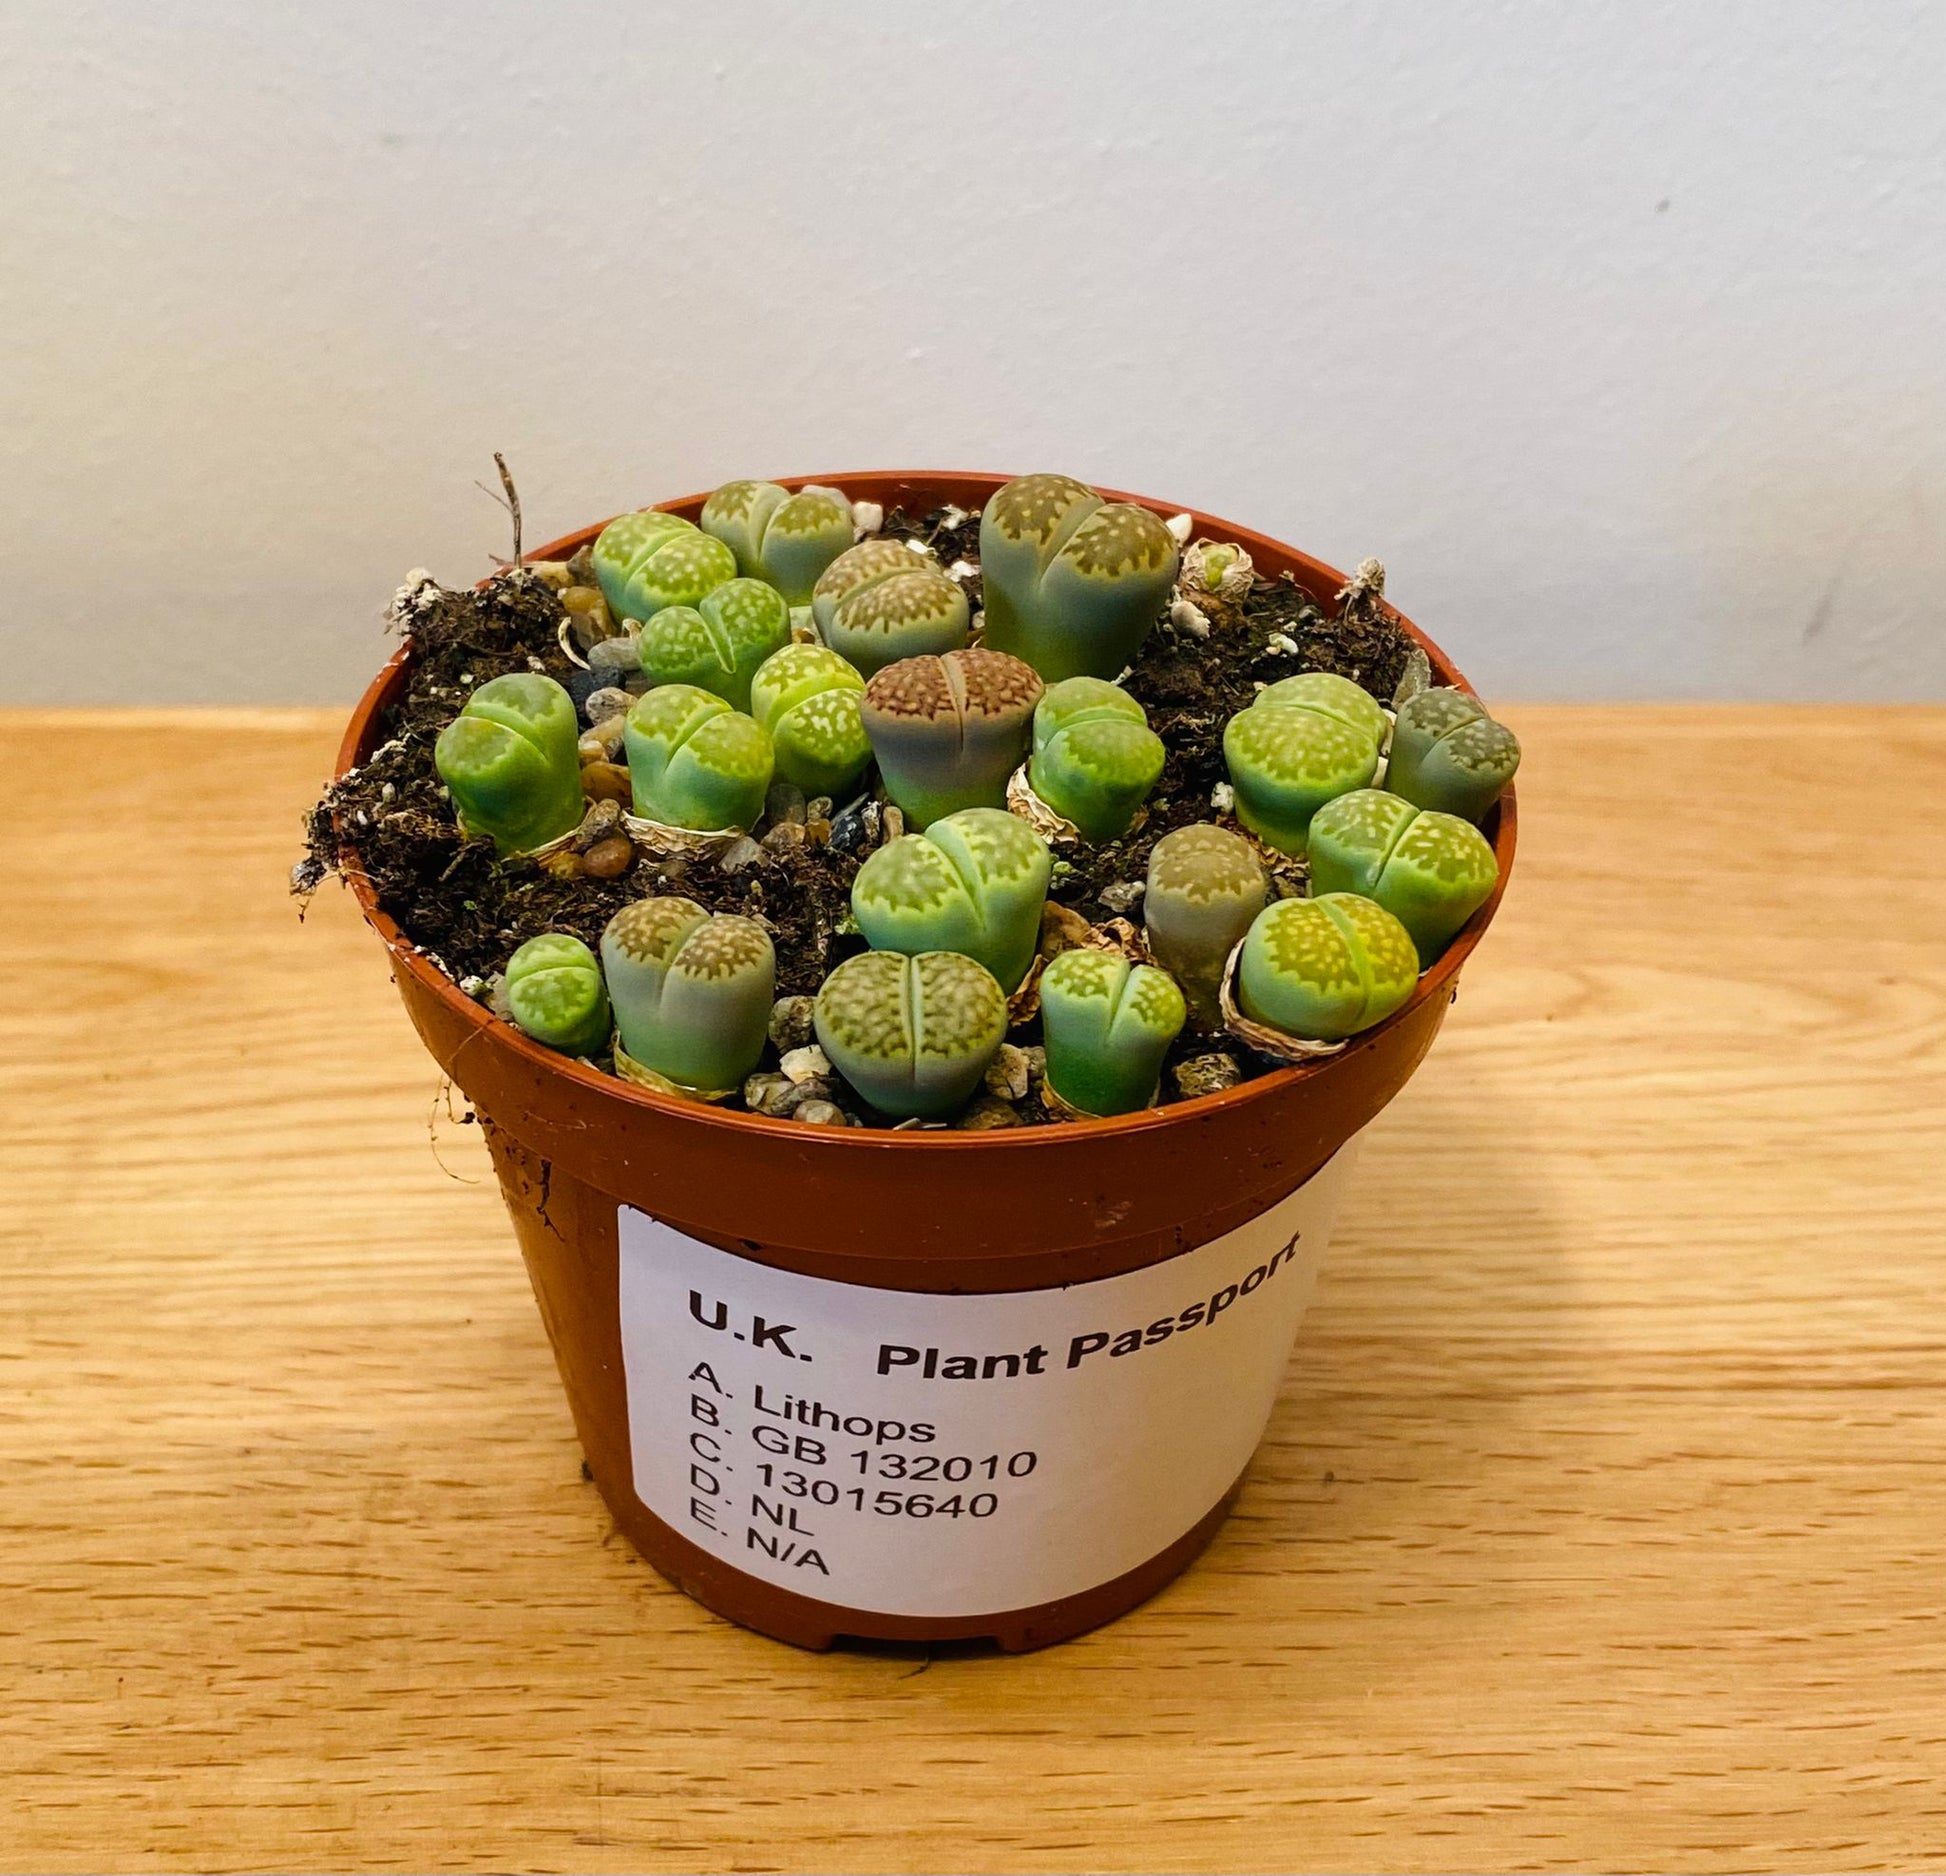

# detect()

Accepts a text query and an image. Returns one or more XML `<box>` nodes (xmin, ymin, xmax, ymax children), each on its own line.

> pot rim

<box><xmin>335</xmin><ymin>469</ymin><xmax>1517</xmax><ymax>1153</ymax></box>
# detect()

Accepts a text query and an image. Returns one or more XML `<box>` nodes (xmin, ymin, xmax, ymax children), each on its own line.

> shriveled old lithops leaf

<box><xmin>611</xmin><ymin>1040</ymin><xmax>737</xmax><ymax>1103</ymax></box>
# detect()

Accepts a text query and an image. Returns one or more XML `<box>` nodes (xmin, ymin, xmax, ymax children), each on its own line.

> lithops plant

<box><xmin>1386</xmin><ymin>687</ymin><xmax>1521</xmax><ymax>823</ymax></box>
<box><xmin>600</xmin><ymin>896</ymin><xmax>775</xmax><ymax>1093</ymax></box>
<box><xmin>1038</xmin><ymin>949</ymin><xmax>1186</xmax><ymax>1118</ymax></box>
<box><xmin>1236</xmin><ymin>892</ymin><xmax>1419</xmax><ymax>1043</ymax></box>
<box><xmin>503</xmin><ymin>933</ymin><xmax>611</xmax><ymax>1055</ymax></box>
<box><xmin>434</xmin><ymin>672</ymin><xmax>585</xmax><ymax>855</ymax></box>
<box><xmin>623</xmin><ymin>684</ymin><xmax>774</xmax><ymax>831</ymax></box>
<box><xmin>814</xmin><ymin>949</ymin><xmax>1007</xmax><ymax>1120</ymax></box>
<box><xmin>861</xmin><ymin>647</ymin><xmax>1043</xmax><ymax>828</ymax></box>
<box><xmin>749</xmin><ymin>643</ymin><xmax>871</xmax><ymax>798</ymax></box>
<box><xmin>700</xmin><ymin>480</ymin><xmax>855</xmax><ymax>604</ymax></box>
<box><xmin>1028</xmin><ymin>677</ymin><xmax>1167</xmax><ymax>842</ymax></box>
<box><xmin>1306</xmin><ymin>789</ymin><xmax>1499</xmax><ymax>968</ymax></box>
<box><xmin>851</xmin><ymin>806</ymin><xmax>1051</xmax><ymax>991</ymax></box>
<box><xmin>591</xmin><ymin>509</ymin><xmax>738</xmax><ymax>623</ymax></box>
<box><xmin>637</xmin><ymin>578</ymin><xmax>791</xmax><ymax>713</ymax></box>
<box><xmin>978</xmin><ymin>474</ymin><xmax>1180</xmax><ymax>682</ymax></box>
<box><xmin>1222</xmin><ymin>670</ymin><xmax>1390</xmax><ymax>853</ymax></box>
<box><xmin>1144</xmin><ymin>824</ymin><xmax>1269</xmax><ymax>1026</ymax></box>
<box><xmin>811</xmin><ymin>538</ymin><xmax>970</xmax><ymax>677</ymax></box>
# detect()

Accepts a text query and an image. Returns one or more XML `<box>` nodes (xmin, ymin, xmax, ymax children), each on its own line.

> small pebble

<box><xmin>1021</xmin><ymin>1045</ymin><xmax>1046</xmax><ymax>1089</ymax></box>
<box><xmin>1210</xmin><ymin>781</ymin><xmax>1236</xmax><ymax>813</ymax></box>
<box><xmin>486</xmin><ymin>973</ymin><xmax>512</xmax><ymax>1017</ymax></box>
<box><xmin>761</xmin><ymin>820</ymin><xmax>806</xmax><ymax>856</ymax></box>
<box><xmin>983</xmin><ymin>1044</ymin><xmax>1032</xmax><ymax>1103</ymax></box>
<box><xmin>1169</xmin><ymin>598</ymin><xmax>1211</xmax><ymax>639</ymax></box>
<box><xmin>765</xmin><ymin>780</ymin><xmax>807</xmax><ymax>826</ymax></box>
<box><xmin>1173</xmin><ymin>1053</ymin><xmax>1243</xmax><ymax>1100</ymax></box>
<box><xmin>585</xmin><ymin>685</ymin><xmax>632</xmax><ymax>725</ymax></box>
<box><xmin>581</xmin><ymin>760</ymin><xmax>632</xmax><ymax>804</ymax></box>
<box><xmin>580</xmin><ymin>720</ymin><xmax>626</xmax><ymax>761</ymax></box>
<box><xmin>780</xmin><ymin>1044</ymin><xmax>832</xmax><ymax>1084</ymax></box>
<box><xmin>768</xmin><ymin>995</ymin><xmax>818</xmax><ymax>1053</ymax></box>
<box><xmin>806</xmin><ymin>796</ymin><xmax>833</xmax><ymax>821</ymax></box>
<box><xmin>794</xmin><ymin>1099</ymin><xmax>851</xmax><ymax>1128</ymax></box>
<box><xmin>1098</xmin><ymin>880</ymin><xmax>1145</xmax><ymax>916</ymax></box>
<box><xmin>566</xmin><ymin>665</ymin><xmax>609</xmax><ymax>712</ymax></box>
<box><xmin>827</xmin><ymin>797</ymin><xmax>877</xmax><ymax>853</ymax></box>
<box><xmin>956</xmin><ymin>1098</ymin><xmax>1023</xmax><ymax>1131</ymax></box>
<box><xmin>562</xmin><ymin>584</ymin><xmax>604</xmax><ymax>615</ymax></box>
<box><xmin>880</xmin><ymin>804</ymin><xmax>905</xmax><ymax>844</ymax></box>
<box><xmin>717</xmin><ymin>834</ymin><xmax>764</xmax><ymax>873</ymax></box>
<box><xmin>582</xmin><ymin>835</ymin><xmax>634</xmax><ymax>879</ymax></box>
<box><xmin>572</xmin><ymin>798</ymin><xmax>625</xmax><ymax>848</ymax></box>
<box><xmin>851</xmin><ymin>500</ymin><xmax>883</xmax><ymax>535</ymax></box>
<box><xmin>538</xmin><ymin>849</ymin><xmax>584</xmax><ymax>880</ymax></box>
<box><xmin>804</xmin><ymin>817</ymin><xmax>832</xmax><ymax>847</ymax></box>
<box><xmin>744</xmin><ymin>1071</ymin><xmax>793</xmax><ymax>1115</ymax></box>
<box><xmin>1266</xmin><ymin>631</ymin><xmax>1301</xmax><ymax>656</ymax></box>
<box><xmin>529</xmin><ymin>561</ymin><xmax>574</xmax><ymax>589</ymax></box>
<box><xmin>587</xmin><ymin>634</ymin><xmax>640</xmax><ymax>678</ymax></box>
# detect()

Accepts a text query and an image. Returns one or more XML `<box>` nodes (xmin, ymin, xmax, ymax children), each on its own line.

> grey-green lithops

<box><xmin>1143</xmin><ymin>823</ymin><xmax>1269</xmax><ymax>1026</ymax></box>
<box><xmin>851</xmin><ymin>805</ymin><xmax>1051</xmax><ymax>991</ymax></box>
<box><xmin>813</xmin><ymin>949</ymin><xmax>1007</xmax><ymax>1120</ymax></box>
<box><xmin>433</xmin><ymin>672</ymin><xmax>585</xmax><ymax>855</ymax></box>
<box><xmin>700</xmin><ymin>480</ymin><xmax>855</xmax><ymax>604</ymax></box>
<box><xmin>591</xmin><ymin>509</ymin><xmax>739</xmax><ymax>623</ymax></box>
<box><xmin>749</xmin><ymin>643</ymin><xmax>871</xmax><ymax>798</ymax></box>
<box><xmin>637</xmin><ymin>578</ymin><xmax>791</xmax><ymax>713</ymax></box>
<box><xmin>624</xmin><ymin>683</ymin><xmax>774</xmax><ymax>831</ymax></box>
<box><xmin>1236</xmin><ymin>892</ymin><xmax>1419</xmax><ymax>1042</ymax></box>
<box><xmin>860</xmin><ymin>647</ymin><xmax>1043</xmax><ymax>828</ymax></box>
<box><xmin>1039</xmin><ymin>949</ymin><xmax>1186</xmax><ymax>1117</ymax></box>
<box><xmin>600</xmin><ymin>896</ymin><xmax>775</xmax><ymax>1093</ymax></box>
<box><xmin>811</xmin><ymin>538</ymin><xmax>970</xmax><ymax>676</ymax></box>
<box><xmin>504</xmin><ymin>932</ymin><xmax>611</xmax><ymax>1055</ymax></box>
<box><xmin>977</xmin><ymin>474</ymin><xmax>1179</xmax><ymax>682</ymax></box>
<box><xmin>1306</xmin><ymin>789</ymin><xmax>1498</xmax><ymax>968</ymax></box>
<box><xmin>1028</xmin><ymin>676</ymin><xmax>1167</xmax><ymax>841</ymax></box>
<box><xmin>1385</xmin><ymin>686</ymin><xmax>1521</xmax><ymax>823</ymax></box>
<box><xmin>1221</xmin><ymin>670</ymin><xmax>1389</xmax><ymax>853</ymax></box>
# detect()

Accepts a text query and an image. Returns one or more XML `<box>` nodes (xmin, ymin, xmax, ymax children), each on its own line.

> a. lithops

<box><xmin>1028</xmin><ymin>676</ymin><xmax>1167</xmax><ymax>842</ymax></box>
<box><xmin>1038</xmin><ymin>949</ymin><xmax>1186</xmax><ymax>1117</ymax></box>
<box><xmin>851</xmin><ymin>805</ymin><xmax>1051</xmax><ymax>991</ymax></box>
<box><xmin>700</xmin><ymin>480</ymin><xmax>855</xmax><ymax>604</ymax></box>
<box><xmin>978</xmin><ymin>473</ymin><xmax>1179</xmax><ymax>682</ymax></box>
<box><xmin>861</xmin><ymin>647</ymin><xmax>1044</xmax><ymax>828</ymax></box>
<box><xmin>433</xmin><ymin>672</ymin><xmax>585</xmax><ymax>855</ymax></box>
<box><xmin>636</xmin><ymin>578</ymin><xmax>791</xmax><ymax>713</ymax></box>
<box><xmin>1143</xmin><ymin>823</ymin><xmax>1269</xmax><ymax>1026</ymax></box>
<box><xmin>813</xmin><ymin>949</ymin><xmax>1007</xmax><ymax>1120</ymax></box>
<box><xmin>1221</xmin><ymin>670</ymin><xmax>1389</xmax><ymax>852</ymax></box>
<box><xmin>1235</xmin><ymin>892</ymin><xmax>1419</xmax><ymax>1042</ymax></box>
<box><xmin>600</xmin><ymin>896</ymin><xmax>775</xmax><ymax>1093</ymax></box>
<box><xmin>623</xmin><ymin>683</ymin><xmax>775</xmax><ymax>831</ymax></box>
<box><xmin>1385</xmin><ymin>687</ymin><xmax>1521</xmax><ymax>823</ymax></box>
<box><xmin>811</xmin><ymin>538</ymin><xmax>970</xmax><ymax>677</ymax></box>
<box><xmin>1306</xmin><ymin>788</ymin><xmax>1498</xmax><ymax>968</ymax></box>
<box><xmin>591</xmin><ymin>509</ymin><xmax>739</xmax><ymax>623</ymax></box>
<box><xmin>503</xmin><ymin>932</ymin><xmax>611</xmax><ymax>1055</ymax></box>
<box><xmin>748</xmin><ymin>643</ymin><xmax>871</xmax><ymax>799</ymax></box>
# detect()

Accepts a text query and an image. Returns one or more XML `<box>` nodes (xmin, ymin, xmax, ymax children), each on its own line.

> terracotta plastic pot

<box><xmin>337</xmin><ymin>472</ymin><xmax>1516</xmax><ymax>1651</ymax></box>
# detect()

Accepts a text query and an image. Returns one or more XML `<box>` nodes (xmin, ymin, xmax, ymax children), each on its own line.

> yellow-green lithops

<box><xmin>600</xmin><ymin>896</ymin><xmax>775</xmax><ymax>1093</ymax></box>
<box><xmin>700</xmin><ymin>480</ymin><xmax>855</xmax><ymax>604</ymax></box>
<box><xmin>1039</xmin><ymin>949</ymin><xmax>1186</xmax><ymax>1117</ymax></box>
<box><xmin>814</xmin><ymin>949</ymin><xmax>1007</xmax><ymax>1120</ymax></box>
<box><xmin>812</xmin><ymin>538</ymin><xmax>970</xmax><ymax>677</ymax></box>
<box><xmin>1306</xmin><ymin>789</ymin><xmax>1498</xmax><ymax>968</ymax></box>
<box><xmin>623</xmin><ymin>684</ymin><xmax>774</xmax><ymax>832</ymax></box>
<box><xmin>637</xmin><ymin>578</ymin><xmax>791</xmax><ymax>713</ymax></box>
<box><xmin>591</xmin><ymin>509</ymin><xmax>739</xmax><ymax>623</ymax></box>
<box><xmin>1385</xmin><ymin>686</ymin><xmax>1521</xmax><ymax>823</ymax></box>
<box><xmin>1028</xmin><ymin>676</ymin><xmax>1167</xmax><ymax>842</ymax></box>
<box><xmin>1221</xmin><ymin>671</ymin><xmax>1389</xmax><ymax>852</ymax></box>
<box><xmin>1236</xmin><ymin>892</ymin><xmax>1418</xmax><ymax>1042</ymax></box>
<box><xmin>504</xmin><ymin>932</ymin><xmax>611</xmax><ymax>1055</ymax></box>
<box><xmin>433</xmin><ymin>672</ymin><xmax>585</xmax><ymax>855</ymax></box>
<box><xmin>749</xmin><ymin>643</ymin><xmax>871</xmax><ymax>798</ymax></box>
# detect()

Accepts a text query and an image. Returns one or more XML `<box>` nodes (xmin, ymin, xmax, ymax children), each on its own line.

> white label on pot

<box><xmin>615</xmin><ymin>1137</ymin><xmax>1360</xmax><ymax>1621</ymax></box>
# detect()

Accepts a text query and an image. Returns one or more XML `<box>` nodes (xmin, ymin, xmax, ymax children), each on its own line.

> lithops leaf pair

<box><xmin>624</xmin><ymin>684</ymin><xmax>774</xmax><ymax>831</ymax></box>
<box><xmin>812</xmin><ymin>539</ymin><xmax>970</xmax><ymax>677</ymax></box>
<box><xmin>1144</xmin><ymin>824</ymin><xmax>1268</xmax><ymax>1026</ymax></box>
<box><xmin>1028</xmin><ymin>677</ymin><xmax>1167</xmax><ymax>842</ymax></box>
<box><xmin>1222</xmin><ymin>671</ymin><xmax>1389</xmax><ymax>852</ymax></box>
<box><xmin>505</xmin><ymin>933</ymin><xmax>611</xmax><ymax>1055</ymax></box>
<box><xmin>592</xmin><ymin>509</ymin><xmax>739</xmax><ymax>623</ymax></box>
<box><xmin>699</xmin><ymin>480</ymin><xmax>855</xmax><ymax>604</ymax></box>
<box><xmin>637</xmin><ymin>578</ymin><xmax>791</xmax><ymax>712</ymax></box>
<box><xmin>1237</xmin><ymin>893</ymin><xmax>1418</xmax><ymax>1042</ymax></box>
<box><xmin>434</xmin><ymin>673</ymin><xmax>585</xmax><ymax>855</ymax></box>
<box><xmin>862</xmin><ymin>647</ymin><xmax>1044</xmax><ymax>827</ymax></box>
<box><xmin>978</xmin><ymin>474</ymin><xmax>1180</xmax><ymax>682</ymax></box>
<box><xmin>815</xmin><ymin>950</ymin><xmax>1006</xmax><ymax>1120</ymax></box>
<box><xmin>1386</xmin><ymin>687</ymin><xmax>1521</xmax><ymax>823</ymax></box>
<box><xmin>1306</xmin><ymin>789</ymin><xmax>1498</xmax><ymax>968</ymax></box>
<box><xmin>601</xmin><ymin>896</ymin><xmax>774</xmax><ymax>1093</ymax></box>
<box><xmin>1040</xmin><ymin>949</ymin><xmax>1186</xmax><ymax>1117</ymax></box>
<box><xmin>749</xmin><ymin>644</ymin><xmax>871</xmax><ymax>798</ymax></box>
<box><xmin>852</xmin><ymin>806</ymin><xmax>1051</xmax><ymax>991</ymax></box>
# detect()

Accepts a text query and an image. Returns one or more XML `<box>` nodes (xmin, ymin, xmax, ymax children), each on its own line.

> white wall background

<box><xmin>3</xmin><ymin>0</ymin><xmax>1942</xmax><ymax>704</ymax></box>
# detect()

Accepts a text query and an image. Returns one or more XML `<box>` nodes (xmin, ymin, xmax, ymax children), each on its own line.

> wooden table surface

<box><xmin>3</xmin><ymin>705</ymin><xmax>1943</xmax><ymax>1874</ymax></box>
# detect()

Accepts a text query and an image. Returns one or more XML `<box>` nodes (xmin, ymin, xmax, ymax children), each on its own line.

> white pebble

<box><xmin>1211</xmin><ymin>781</ymin><xmax>1236</xmax><ymax>812</ymax></box>
<box><xmin>1266</xmin><ymin>632</ymin><xmax>1300</xmax><ymax>656</ymax></box>
<box><xmin>947</xmin><ymin>559</ymin><xmax>978</xmax><ymax>582</ymax></box>
<box><xmin>1169</xmin><ymin>598</ymin><xmax>1211</xmax><ymax>639</ymax></box>
<box><xmin>779</xmin><ymin>1044</ymin><xmax>832</xmax><ymax>1084</ymax></box>
<box><xmin>1164</xmin><ymin>512</ymin><xmax>1194</xmax><ymax>545</ymax></box>
<box><xmin>939</xmin><ymin>504</ymin><xmax>969</xmax><ymax>529</ymax></box>
<box><xmin>904</xmin><ymin>537</ymin><xmax>933</xmax><ymax>556</ymax></box>
<box><xmin>851</xmin><ymin>500</ymin><xmax>883</xmax><ymax>536</ymax></box>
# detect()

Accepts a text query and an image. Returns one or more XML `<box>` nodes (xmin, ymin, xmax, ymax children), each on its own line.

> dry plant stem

<box><xmin>476</xmin><ymin>453</ymin><xmax>525</xmax><ymax>570</ymax></box>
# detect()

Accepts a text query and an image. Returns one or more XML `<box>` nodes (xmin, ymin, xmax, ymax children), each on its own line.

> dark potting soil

<box><xmin>301</xmin><ymin>507</ymin><xmax>1412</xmax><ymax>1124</ymax></box>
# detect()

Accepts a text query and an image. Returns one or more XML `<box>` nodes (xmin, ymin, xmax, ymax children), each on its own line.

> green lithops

<box><xmin>861</xmin><ymin>647</ymin><xmax>1044</xmax><ymax>828</ymax></box>
<box><xmin>1028</xmin><ymin>677</ymin><xmax>1167</xmax><ymax>841</ymax></box>
<box><xmin>504</xmin><ymin>933</ymin><xmax>611</xmax><ymax>1055</ymax></box>
<box><xmin>591</xmin><ymin>509</ymin><xmax>739</xmax><ymax>623</ymax></box>
<box><xmin>1386</xmin><ymin>686</ymin><xmax>1521</xmax><ymax>823</ymax></box>
<box><xmin>814</xmin><ymin>949</ymin><xmax>1007</xmax><ymax>1120</ymax></box>
<box><xmin>749</xmin><ymin>643</ymin><xmax>871</xmax><ymax>798</ymax></box>
<box><xmin>1236</xmin><ymin>893</ymin><xmax>1419</xmax><ymax>1042</ymax></box>
<box><xmin>811</xmin><ymin>538</ymin><xmax>970</xmax><ymax>677</ymax></box>
<box><xmin>623</xmin><ymin>684</ymin><xmax>774</xmax><ymax>831</ymax></box>
<box><xmin>851</xmin><ymin>806</ymin><xmax>1051</xmax><ymax>991</ymax></box>
<box><xmin>433</xmin><ymin>672</ymin><xmax>585</xmax><ymax>855</ymax></box>
<box><xmin>637</xmin><ymin>578</ymin><xmax>791</xmax><ymax>712</ymax></box>
<box><xmin>1039</xmin><ymin>949</ymin><xmax>1186</xmax><ymax>1118</ymax></box>
<box><xmin>1306</xmin><ymin>789</ymin><xmax>1498</xmax><ymax>968</ymax></box>
<box><xmin>600</xmin><ymin>896</ymin><xmax>775</xmax><ymax>1093</ymax></box>
<box><xmin>1222</xmin><ymin>671</ymin><xmax>1389</xmax><ymax>853</ymax></box>
<box><xmin>1144</xmin><ymin>824</ymin><xmax>1268</xmax><ymax>1026</ymax></box>
<box><xmin>700</xmin><ymin>480</ymin><xmax>855</xmax><ymax>604</ymax></box>
<box><xmin>978</xmin><ymin>474</ymin><xmax>1180</xmax><ymax>682</ymax></box>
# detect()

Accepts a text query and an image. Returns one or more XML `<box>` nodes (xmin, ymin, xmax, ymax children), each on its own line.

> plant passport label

<box><xmin>616</xmin><ymin>1137</ymin><xmax>1362</xmax><ymax>1619</ymax></box>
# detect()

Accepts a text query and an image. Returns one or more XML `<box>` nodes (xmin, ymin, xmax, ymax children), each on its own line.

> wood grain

<box><xmin>2</xmin><ymin>705</ymin><xmax>1942</xmax><ymax>1874</ymax></box>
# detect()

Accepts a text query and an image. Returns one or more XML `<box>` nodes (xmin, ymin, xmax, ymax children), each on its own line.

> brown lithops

<box><xmin>860</xmin><ymin>647</ymin><xmax>1045</xmax><ymax>828</ymax></box>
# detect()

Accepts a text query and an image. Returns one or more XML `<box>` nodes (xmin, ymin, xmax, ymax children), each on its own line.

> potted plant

<box><xmin>306</xmin><ymin>470</ymin><xmax>1519</xmax><ymax>1651</ymax></box>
